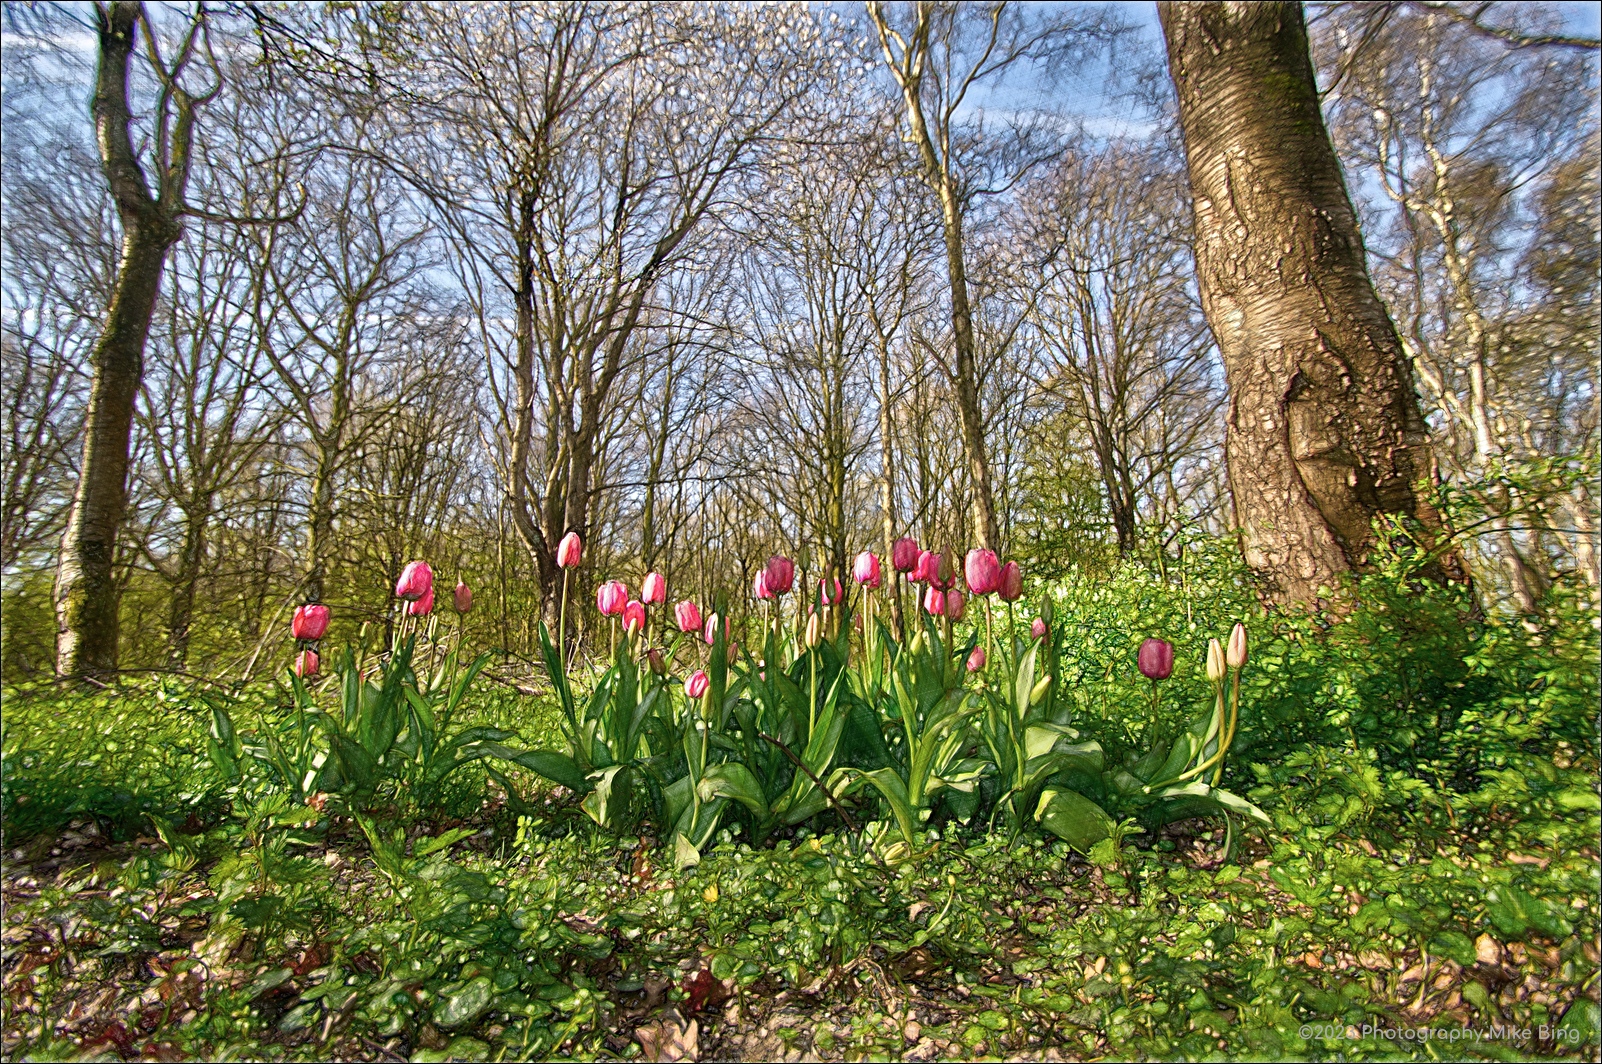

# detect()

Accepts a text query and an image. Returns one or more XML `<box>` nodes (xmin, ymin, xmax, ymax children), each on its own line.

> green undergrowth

<box><xmin>3</xmin><ymin>546</ymin><xmax>1599</xmax><ymax>1061</ymax></box>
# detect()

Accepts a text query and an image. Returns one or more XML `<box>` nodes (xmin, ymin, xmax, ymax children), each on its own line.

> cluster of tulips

<box><xmin>288</xmin><ymin>560</ymin><xmax>473</xmax><ymax>678</ymax></box>
<box><xmin>272</xmin><ymin>525</ymin><xmax>1266</xmax><ymax>859</ymax></box>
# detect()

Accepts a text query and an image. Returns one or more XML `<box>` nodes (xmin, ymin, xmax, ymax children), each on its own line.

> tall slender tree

<box><xmin>54</xmin><ymin>2</ymin><xmax>218</xmax><ymax>676</ymax></box>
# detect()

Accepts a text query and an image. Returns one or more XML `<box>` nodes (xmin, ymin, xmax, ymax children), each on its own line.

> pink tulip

<box><xmin>945</xmin><ymin>588</ymin><xmax>966</xmax><ymax>621</ymax></box>
<box><xmin>292</xmin><ymin>603</ymin><xmax>329</xmax><ymax>641</ymax></box>
<box><xmin>923</xmin><ymin>585</ymin><xmax>945</xmax><ymax>615</ymax></box>
<box><xmin>726</xmin><ymin>640</ymin><xmax>739</xmax><ymax>667</ymax></box>
<box><xmin>675</xmin><ymin>600</ymin><xmax>702</xmax><ymax>633</ymax></box>
<box><xmin>641</xmin><ymin>572</ymin><xmax>667</xmax><ymax>605</ymax></box>
<box><xmin>596</xmin><ymin>580</ymin><xmax>628</xmax><ymax>616</ymax></box>
<box><xmin>753</xmin><ymin>569</ymin><xmax>773</xmax><ymax>600</ymax></box>
<box><xmin>294</xmin><ymin>649</ymin><xmax>319</xmax><ymax>678</ymax></box>
<box><xmin>395</xmin><ymin>560</ymin><xmax>433</xmax><ymax>602</ymax></box>
<box><xmin>453</xmin><ymin>581</ymin><xmax>473</xmax><ymax>613</ymax></box>
<box><xmin>703</xmin><ymin>612</ymin><xmax>728</xmax><ymax>646</ymax></box>
<box><xmin>934</xmin><ymin>553</ymin><xmax>956</xmax><ymax>590</ymax></box>
<box><xmin>408</xmin><ymin>588</ymin><xmax>435</xmax><ymax>616</ymax></box>
<box><xmin>1138</xmin><ymin>637</ymin><xmax>1174</xmax><ymax>681</ymax></box>
<box><xmin>685</xmin><ymin>670</ymin><xmax>709</xmax><ymax>700</ymax></box>
<box><xmin>967</xmin><ymin>646</ymin><xmax>986</xmax><ymax>672</ymax></box>
<box><xmin>556</xmin><ymin>531</ymin><xmax>583</xmax><ymax>568</ymax></box>
<box><xmin>892</xmin><ymin>537</ymin><xmax>921</xmax><ymax>573</ymax></box>
<box><xmin>820</xmin><ymin>576</ymin><xmax>843</xmax><ymax>605</ymax></box>
<box><xmin>912</xmin><ymin>550</ymin><xmax>940</xmax><ymax>584</ymax></box>
<box><xmin>647</xmin><ymin>648</ymin><xmax>666</xmax><ymax>675</ymax></box>
<box><xmin>1031</xmin><ymin>617</ymin><xmax>1048</xmax><ymax>640</ymax></box>
<box><xmin>1227</xmin><ymin>622</ymin><xmax>1248</xmax><ymax>669</ymax></box>
<box><xmin>853</xmin><ymin>551</ymin><xmax>882</xmax><ymax>589</ymax></box>
<box><xmin>763</xmin><ymin>555</ymin><xmax>795</xmax><ymax>595</ymax></box>
<box><xmin>622</xmin><ymin>599</ymin><xmax>646</xmax><ymax>635</ymax></box>
<box><xmin>964</xmin><ymin>549</ymin><xmax>1001</xmax><ymax>595</ymax></box>
<box><xmin>997</xmin><ymin>561</ymin><xmax>1022</xmax><ymax>602</ymax></box>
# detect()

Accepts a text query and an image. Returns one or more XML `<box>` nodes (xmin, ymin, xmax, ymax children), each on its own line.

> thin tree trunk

<box><xmin>1158</xmin><ymin>0</ymin><xmax>1463</xmax><ymax>607</ymax></box>
<box><xmin>164</xmin><ymin>503</ymin><xmax>208</xmax><ymax>668</ymax></box>
<box><xmin>56</xmin><ymin>2</ymin><xmax>189</xmax><ymax>677</ymax></box>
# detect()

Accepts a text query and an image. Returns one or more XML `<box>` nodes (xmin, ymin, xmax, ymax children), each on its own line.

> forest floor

<box><xmin>2</xmin><ymin>763</ymin><xmax>1598</xmax><ymax>1063</ymax></box>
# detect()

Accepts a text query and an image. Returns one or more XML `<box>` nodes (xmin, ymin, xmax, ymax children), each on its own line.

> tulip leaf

<box><xmin>1034</xmin><ymin>787</ymin><xmax>1115</xmax><ymax>852</ymax></box>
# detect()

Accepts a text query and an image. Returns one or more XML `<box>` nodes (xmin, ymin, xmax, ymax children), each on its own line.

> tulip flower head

<box><xmin>1227</xmin><ymin>622</ymin><xmax>1248</xmax><ymax>669</ymax></box>
<box><xmin>408</xmin><ymin>588</ymin><xmax>435</xmax><ymax>616</ymax></box>
<box><xmin>1031</xmin><ymin>617</ymin><xmax>1048</xmax><ymax>640</ymax></box>
<box><xmin>805</xmin><ymin>611</ymin><xmax>821</xmax><ymax>648</ymax></box>
<box><xmin>294</xmin><ymin>649</ymin><xmax>319</xmax><ymax>678</ymax></box>
<box><xmin>453</xmin><ymin>581</ymin><xmax>473</xmax><ymax>613</ymax></box>
<box><xmin>1206</xmin><ymin>638</ymin><xmax>1226</xmax><ymax>683</ymax></box>
<box><xmin>945</xmin><ymin>588</ymin><xmax>966</xmax><ymax>621</ymax></box>
<box><xmin>647</xmin><ymin>648</ymin><xmax>666</xmax><ymax>675</ymax></box>
<box><xmin>964</xmin><ymin>549</ymin><xmax>1001</xmax><ymax>595</ymax></box>
<box><xmin>395</xmin><ymin>560</ymin><xmax>434</xmax><ymax>602</ymax></box>
<box><xmin>892</xmin><ymin>537</ymin><xmax>921</xmax><ymax>573</ymax></box>
<box><xmin>763</xmin><ymin>555</ymin><xmax>795</xmax><ymax>595</ymax></box>
<box><xmin>703</xmin><ymin>613</ymin><xmax>728</xmax><ymax>646</ymax></box>
<box><xmin>998</xmin><ymin>561</ymin><xmax>1022</xmax><ymax>602</ymax></box>
<box><xmin>934</xmin><ymin>553</ymin><xmax>957</xmax><ymax>590</ymax></box>
<box><xmin>642</xmin><ymin>572</ymin><xmax>667</xmax><ymax>605</ymax></box>
<box><xmin>556</xmin><ymin>531</ymin><xmax>583</xmax><ymax>568</ymax></box>
<box><xmin>912</xmin><ymin>550</ymin><xmax>939</xmax><ymax>584</ymax></box>
<box><xmin>853</xmin><ymin>551</ymin><xmax>882</xmax><ymax>588</ymax></box>
<box><xmin>922</xmin><ymin>585</ymin><xmax>945</xmax><ymax>615</ymax></box>
<box><xmin>726</xmin><ymin>641</ymin><xmax>739</xmax><ymax>667</ymax></box>
<box><xmin>596</xmin><ymin>580</ymin><xmax>628</xmax><ymax>616</ymax></box>
<box><xmin>1138</xmin><ymin>637</ymin><xmax>1174</xmax><ymax>681</ymax></box>
<box><xmin>622</xmin><ymin>599</ymin><xmax>646</xmax><ymax>636</ymax></box>
<box><xmin>685</xmin><ymin>670</ymin><xmax>710</xmax><ymax>700</ymax></box>
<box><xmin>292</xmin><ymin>603</ymin><xmax>330</xmax><ymax>641</ymax></box>
<box><xmin>675</xmin><ymin>599</ymin><xmax>702</xmax><ymax>633</ymax></box>
<box><xmin>820</xmin><ymin>576</ymin><xmax>843</xmax><ymax>606</ymax></box>
<box><xmin>967</xmin><ymin>645</ymin><xmax>986</xmax><ymax>672</ymax></box>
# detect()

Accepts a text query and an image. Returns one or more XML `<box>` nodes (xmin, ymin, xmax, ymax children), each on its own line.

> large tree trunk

<box><xmin>1158</xmin><ymin>1</ymin><xmax>1462</xmax><ymax>606</ymax></box>
<box><xmin>55</xmin><ymin>2</ymin><xmax>184</xmax><ymax>677</ymax></box>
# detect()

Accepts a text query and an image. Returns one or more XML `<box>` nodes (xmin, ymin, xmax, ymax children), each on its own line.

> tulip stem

<box><xmin>558</xmin><ymin>569</ymin><xmax>571</xmax><ymax>674</ymax></box>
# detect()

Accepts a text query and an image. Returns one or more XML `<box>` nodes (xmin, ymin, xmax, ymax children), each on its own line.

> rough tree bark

<box><xmin>1158</xmin><ymin>1</ymin><xmax>1462</xmax><ymax>606</ymax></box>
<box><xmin>55</xmin><ymin>2</ymin><xmax>208</xmax><ymax>676</ymax></box>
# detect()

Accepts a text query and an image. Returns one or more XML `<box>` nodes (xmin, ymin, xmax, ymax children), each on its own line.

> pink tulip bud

<box><xmin>964</xmin><ymin>549</ymin><xmax>1001</xmax><ymax>596</ymax></box>
<box><xmin>675</xmin><ymin>600</ymin><xmax>702</xmax><ymax>633</ymax></box>
<box><xmin>1138</xmin><ymin>637</ymin><xmax>1174</xmax><ymax>681</ymax></box>
<box><xmin>967</xmin><ymin>646</ymin><xmax>986</xmax><ymax>672</ymax></box>
<box><xmin>753</xmin><ymin>570</ymin><xmax>773</xmax><ymax>600</ymax></box>
<box><xmin>453</xmin><ymin>581</ymin><xmax>473</xmax><ymax>613</ymax></box>
<box><xmin>703</xmin><ymin>612</ymin><xmax>727</xmax><ymax>646</ymax></box>
<box><xmin>647</xmin><ymin>647</ymin><xmax>666</xmax><ymax>675</ymax></box>
<box><xmin>642</xmin><ymin>572</ymin><xmax>666</xmax><ymax>605</ymax></box>
<box><xmin>1031</xmin><ymin>617</ymin><xmax>1048</xmax><ymax>640</ymax></box>
<box><xmin>622</xmin><ymin>599</ymin><xmax>645</xmax><ymax>635</ymax></box>
<box><xmin>820</xmin><ymin>576</ymin><xmax>843</xmax><ymax>605</ymax></box>
<box><xmin>395</xmin><ymin>560</ymin><xmax>433</xmax><ymax>602</ymax></box>
<box><xmin>685</xmin><ymin>670</ymin><xmax>709</xmax><ymax>700</ymax></box>
<box><xmin>805</xmin><ymin>611</ymin><xmax>821</xmax><ymax>648</ymax></box>
<box><xmin>294</xmin><ymin>649</ymin><xmax>319</xmax><ymax>678</ymax></box>
<box><xmin>912</xmin><ymin>550</ymin><xmax>939</xmax><ymax>584</ymax></box>
<box><xmin>945</xmin><ymin>588</ymin><xmax>966</xmax><ymax>621</ymax></box>
<box><xmin>726</xmin><ymin>640</ymin><xmax>739</xmax><ymax>667</ymax></box>
<box><xmin>853</xmin><ymin>551</ymin><xmax>881</xmax><ymax>588</ymax></box>
<box><xmin>892</xmin><ymin>537</ymin><xmax>921</xmax><ymax>573</ymax></box>
<box><xmin>1227</xmin><ymin>622</ymin><xmax>1248</xmax><ymax>669</ymax></box>
<box><xmin>922</xmin><ymin>585</ymin><xmax>945</xmax><ymax>615</ymax></box>
<box><xmin>763</xmin><ymin>555</ymin><xmax>795</xmax><ymax>595</ymax></box>
<box><xmin>935</xmin><ymin>553</ymin><xmax>956</xmax><ymax>590</ymax></box>
<box><xmin>292</xmin><ymin>604</ymin><xmax>329</xmax><ymax>641</ymax></box>
<box><xmin>556</xmin><ymin>531</ymin><xmax>583</xmax><ymax>568</ymax></box>
<box><xmin>408</xmin><ymin>588</ymin><xmax>435</xmax><ymax>616</ymax></box>
<box><xmin>596</xmin><ymin>580</ymin><xmax>628</xmax><ymax>616</ymax></box>
<box><xmin>998</xmin><ymin>561</ymin><xmax>1022</xmax><ymax>602</ymax></box>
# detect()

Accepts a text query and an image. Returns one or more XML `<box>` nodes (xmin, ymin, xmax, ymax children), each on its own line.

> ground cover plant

<box><xmin>4</xmin><ymin>536</ymin><xmax>1597</xmax><ymax>1062</ymax></box>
